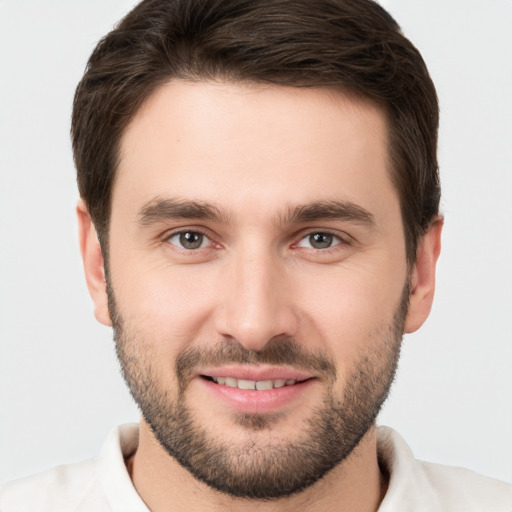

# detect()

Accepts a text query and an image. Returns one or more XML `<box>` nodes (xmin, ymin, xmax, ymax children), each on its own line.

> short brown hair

<box><xmin>72</xmin><ymin>0</ymin><xmax>440</xmax><ymax>264</ymax></box>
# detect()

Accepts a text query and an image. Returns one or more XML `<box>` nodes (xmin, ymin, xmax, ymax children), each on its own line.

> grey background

<box><xmin>1</xmin><ymin>0</ymin><xmax>511</xmax><ymax>484</ymax></box>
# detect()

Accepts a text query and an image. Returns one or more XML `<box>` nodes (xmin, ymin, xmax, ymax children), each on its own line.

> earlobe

<box><xmin>76</xmin><ymin>200</ymin><xmax>112</xmax><ymax>327</ymax></box>
<box><xmin>404</xmin><ymin>217</ymin><xmax>443</xmax><ymax>334</ymax></box>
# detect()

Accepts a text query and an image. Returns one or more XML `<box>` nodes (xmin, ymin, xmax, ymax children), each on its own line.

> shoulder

<box><xmin>419</xmin><ymin>459</ymin><xmax>512</xmax><ymax>510</ymax></box>
<box><xmin>377</xmin><ymin>426</ymin><xmax>512</xmax><ymax>511</ymax></box>
<box><xmin>0</xmin><ymin>458</ymin><xmax>107</xmax><ymax>512</ymax></box>
<box><xmin>0</xmin><ymin>424</ymin><xmax>142</xmax><ymax>512</ymax></box>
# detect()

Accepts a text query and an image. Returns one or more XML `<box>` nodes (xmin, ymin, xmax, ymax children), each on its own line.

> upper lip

<box><xmin>197</xmin><ymin>365</ymin><xmax>314</xmax><ymax>382</ymax></box>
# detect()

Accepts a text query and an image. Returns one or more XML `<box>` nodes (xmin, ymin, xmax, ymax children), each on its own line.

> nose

<box><xmin>213</xmin><ymin>246</ymin><xmax>298</xmax><ymax>352</ymax></box>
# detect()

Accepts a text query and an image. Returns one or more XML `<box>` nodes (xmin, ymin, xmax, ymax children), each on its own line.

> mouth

<box><xmin>202</xmin><ymin>375</ymin><xmax>309</xmax><ymax>390</ymax></box>
<box><xmin>197</xmin><ymin>367</ymin><xmax>316</xmax><ymax>414</ymax></box>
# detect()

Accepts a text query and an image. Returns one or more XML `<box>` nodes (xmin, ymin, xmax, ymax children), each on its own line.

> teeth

<box><xmin>211</xmin><ymin>377</ymin><xmax>298</xmax><ymax>390</ymax></box>
<box><xmin>256</xmin><ymin>380</ymin><xmax>273</xmax><ymax>391</ymax></box>
<box><xmin>238</xmin><ymin>379</ymin><xmax>256</xmax><ymax>390</ymax></box>
<box><xmin>225</xmin><ymin>377</ymin><xmax>238</xmax><ymax>388</ymax></box>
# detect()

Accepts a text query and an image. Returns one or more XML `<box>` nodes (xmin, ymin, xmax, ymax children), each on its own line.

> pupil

<box><xmin>311</xmin><ymin>233</ymin><xmax>332</xmax><ymax>249</ymax></box>
<box><xmin>180</xmin><ymin>232</ymin><xmax>202</xmax><ymax>249</ymax></box>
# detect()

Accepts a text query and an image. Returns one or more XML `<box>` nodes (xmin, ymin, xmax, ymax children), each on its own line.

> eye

<box><xmin>167</xmin><ymin>231</ymin><xmax>210</xmax><ymax>250</ymax></box>
<box><xmin>297</xmin><ymin>232</ymin><xmax>342</xmax><ymax>250</ymax></box>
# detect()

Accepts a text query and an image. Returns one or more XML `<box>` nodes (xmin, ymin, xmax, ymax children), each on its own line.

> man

<box><xmin>0</xmin><ymin>0</ymin><xmax>510</xmax><ymax>510</ymax></box>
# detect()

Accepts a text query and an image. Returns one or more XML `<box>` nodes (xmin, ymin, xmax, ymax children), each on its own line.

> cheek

<box><xmin>110</xmin><ymin>259</ymin><xmax>221</xmax><ymax>350</ymax></box>
<box><xmin>295</xmin><ymin>264</ymin><xmax>405</xmax><ymax>360</ymax></box>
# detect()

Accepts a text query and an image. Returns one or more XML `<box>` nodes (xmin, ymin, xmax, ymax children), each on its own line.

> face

<box><xmin>97</xmin><ymin>81</ymin><xmax>415</xmax><ymax>498</ymax></box>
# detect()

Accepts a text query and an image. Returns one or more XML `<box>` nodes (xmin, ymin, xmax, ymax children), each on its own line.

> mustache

<box><xmin>176</xmin><ymin>337</ymin><xmax>337</xmax><ymax>380</ymax></box>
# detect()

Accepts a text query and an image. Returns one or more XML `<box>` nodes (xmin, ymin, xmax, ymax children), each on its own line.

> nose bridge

<box><xmin>214</xmin><ymin>241</ymin><xmax>296</xmax><ymax>350</ymax></box>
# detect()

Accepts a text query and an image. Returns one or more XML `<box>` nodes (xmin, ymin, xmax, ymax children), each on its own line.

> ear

<box><xmin>76</xmin><ymin>200</ymin><xmax>112</xmax><ymax>326</ymax></box>
<box><xmin>404</xmin><ymin>218</ymin><xmax>443</xmax><ymax>334</ymax></box>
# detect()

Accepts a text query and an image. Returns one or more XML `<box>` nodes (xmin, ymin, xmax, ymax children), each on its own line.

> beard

<box><xmin>109</xmin><ymin>282</ymin><xmax>408</xmax><ymax>500</ymax></box>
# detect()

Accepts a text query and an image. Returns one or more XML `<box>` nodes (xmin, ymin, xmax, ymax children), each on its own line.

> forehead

<box><xmin>114</xmin><ymin>80</ymin><xmax>396</xmax><ymax>223</ymax></box>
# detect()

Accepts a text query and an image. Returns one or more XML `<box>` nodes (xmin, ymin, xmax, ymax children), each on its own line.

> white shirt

<box><xmin>0</xmin><ymin>424</ymin><xmax>510</xmax><ymax>511</ymax></box>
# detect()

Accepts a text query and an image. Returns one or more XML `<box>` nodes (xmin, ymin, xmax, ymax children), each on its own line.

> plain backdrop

<box><xmin>0</xmin><ymin>0</ymin><xmax>511</xmax><ymax>485</ymax></box>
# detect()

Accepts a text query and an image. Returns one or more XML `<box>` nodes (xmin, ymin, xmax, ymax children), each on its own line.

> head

<box><xmin>74</xmin><ymin>0</ymin><xmax>442</xmax><ymax>502</ymax></box>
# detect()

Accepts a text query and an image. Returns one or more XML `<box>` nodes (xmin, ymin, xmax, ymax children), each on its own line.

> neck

<box><xmin>128</xmin><ymin>421</ymin><xmax>387</xmax><ymax>512</ymax></box>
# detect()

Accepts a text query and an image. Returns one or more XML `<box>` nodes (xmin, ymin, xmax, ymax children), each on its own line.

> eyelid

<box><xmin>294</xmin><ymin>229</ymin><xmax>353</xmax><ymax>248</ymax></box>
<box><xmin>162</xmin><ymin>226</ymin><xmax>219</xmax><ymax>250</ymax></box>
<box><xmin>159</xmin><ymin>225</ymin><xmax>354</xmax><ymax>253</ymax></box>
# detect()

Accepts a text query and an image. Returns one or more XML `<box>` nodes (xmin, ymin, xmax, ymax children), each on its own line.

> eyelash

<box><xmin>164</xmin><ymin>229</ymin><xmax>217</xmax><ymax>252</ymax></box>
<box><xmin>294</xmin><ymin>231</ymin><xmax>345</xmax><ymax>251</ymax></box>
<box><xmin>163</xmin><ymin>228</ymin><xmax>351</xmax><ymax>253</ymax></box>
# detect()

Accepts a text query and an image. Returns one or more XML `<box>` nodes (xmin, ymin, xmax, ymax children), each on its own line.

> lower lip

<box><xmin>199</xmin><ymin>377</ymin><xmax>316</xmax><ymax>414</ymax></box>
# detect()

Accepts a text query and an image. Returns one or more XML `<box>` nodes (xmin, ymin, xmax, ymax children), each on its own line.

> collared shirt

<box><xmin>0</xmin><ymin>424</ymin><xmax>510</xmax><ymax>511</ymax></box>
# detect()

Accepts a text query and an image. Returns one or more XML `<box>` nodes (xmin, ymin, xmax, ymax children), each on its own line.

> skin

<box><xmin>78</xmin><ymin>81</ymin><xmax>442</xmax><ymax>512</ymax></box>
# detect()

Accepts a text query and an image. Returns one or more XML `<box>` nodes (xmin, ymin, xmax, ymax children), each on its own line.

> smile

<box><xmin>199</xmin><ymin>371</ymin><xmax>316</xmax><ymax>413</ymax></box>
<box><xmin>208</xmin><ymin>376</ymin><xmax>301</xmax><ymax>390</ymax></box>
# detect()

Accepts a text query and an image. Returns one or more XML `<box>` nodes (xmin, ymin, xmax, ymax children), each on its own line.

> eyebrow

<box><xmin>137</xmin><ymin>197</ymin><xmax>375</xmax><ymax>228</ymax></box>
<box><xmin>284</xmin><ymin>200</ymin><xmax>375</xmax><ymax>227</ymax></box>
<box><xmin>138</xmin><ymin>197</ymin><xmax>230</xmax><ymax>225</ymax></box>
